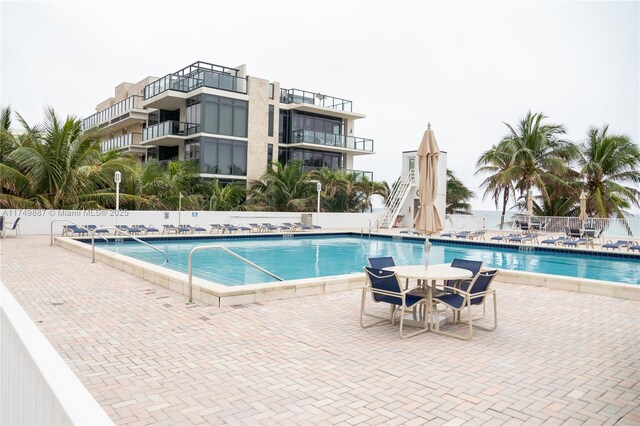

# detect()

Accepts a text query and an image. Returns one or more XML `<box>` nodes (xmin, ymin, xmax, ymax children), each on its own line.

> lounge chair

<box><xmin>467</xmin><ymin>230</ymin><xmax>486</xmax><ymax>240</ymax></box>
<box><xmin>561</xmin><ymin>238</ymin><xmax>592</xmax><ymax>248</ymax></box>
<box><xmin>63</xmin><ymin>224</ymin><xmax>88</xmax><ymax>236</ymax></box>
<box><xmin>295</xmin><ymin>222</ymin><xmax>320</xmax><ymax>230</ymax></box>
<box><xmin>432</xmin><ymin>270</ymin><xmax>499</xmax><ymax>340</ymax></box>
<box><xmin>187</xmin><ymin>224</ymin><xmax>207</xmax><ymax>233</ymax></box>
<box><xmin>134</xmin><ymin>225</ymin><xmax>159</xmax><ymax>234</ymax></box>
<box><xmin>116</xmin><ymin>225</ymin><xmax>143</xmax><ymax>235</ymax></box>
<box><xmin>506</xmin><ymin>233</ymin><xmax>538</xmax><ymax>244</ymax></box>
<box><xmin>261</xmin><ymin>223</ymin><xmax>279</xmax><ymax>232</ymax></box>
<box><xmin>490</xmin><ymin>233</ymin><xmax>519</xmax><ymax>242</ymax></box>
<box><xmin>455</xmin><ymin>231</ymin><xmax>471</xmax><ymax>239</ymax></box>
<box><xmin>222</xmin><ymin>224</ymin><xmax>240</xmax><ymax>233</ymax></box>
<box><xmin>86</xmin><ymin>224</ymin><xmax>110</xmax><ymax>235</ymax></box>
<box><xmin>440</xmin><ymin>231</ymin><xmax>455</xmax><ymax>238</ymax></box>
<box><xmin>540</xmin><ymin>236</ymin><xmax>570</xmax><ymax>246</ymax></box>
<box><xmin>162</xmin><ymin>224</ymin><xmax>179</xmax><ymax>234</ymax></box>
<box><xmin>629</xmin><ymin>243</ymin><xmax>640</xmax><ymax>252</ymax></box>
<box><xmin>399</xmin><ymin>229</ymin><xmax>421</xmax><ymax>235</ymax></box>
<box><xmin>276</xmin><ymin>223</ymin><xmax>292</xmax><ymax>231</ymax></box>
<box><xmin>601</xmin><ymin>240</ymin><xmax>631</xmax><ymax>250</ymax></box>
<box><xmin>361</xmin><ymin>267</ymin><xmax>429</xmax><ymax>339</ymax></box>
<box><xmin>210</xmin><ymin>224</ymin><xmax>224</xmax><ymax>233</ymax></box>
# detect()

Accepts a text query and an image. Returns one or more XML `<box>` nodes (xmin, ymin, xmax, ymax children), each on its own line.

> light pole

<box><xmin>316</xmin><ymin>182</ymin><xmax>322</xmax><ymax>226</ymax></box>
<box><xmin>114</xmin><ymin>171</ymin><xmax>121</xmax><ymax>225</ymax></box>
<box><xmin>178</xmin><ymin>192</ymin><xmax>183</xmax><ymax>226</ymax></box>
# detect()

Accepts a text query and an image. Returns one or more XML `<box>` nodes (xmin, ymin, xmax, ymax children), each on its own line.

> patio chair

<box><xmin>444</xmin><ymin>258</ymin><xmax>483</xmax><ymax>293</ymax></box>
<box><xmin>601</xmin><ymin>240</ymin><xmax>631</xmax><ymax>250</ymax></box>
<box><xmin>3</xmin><ymin>217</ymin><xmax>21</xmax><ymax>237</ymax></box>
<box><xmin>565</xmin><ymin>228</ymin><xmax>583</xmax><ymax>238</ymax></box>
<box><xmin>361</xmin><ymin>267</ymin><xmax>429</xmax><ymax>339</ymax></box>
<box><xmin>432</xmin><ymin>270</ymin><xmax>499</xmax><ymax>340</ymax></box>
<box><xmin>0</xmin><ymin>216</ymin><xmax>3</xmax><ymax>238</ymax></box>
<box><xmin>367</xmin><ymin>257</ymin><xmax>395</xmax><ymax>269</ymax></box>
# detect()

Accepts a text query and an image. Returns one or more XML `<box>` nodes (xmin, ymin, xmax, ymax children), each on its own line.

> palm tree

<box><xmin>0</xmin><ymin>107</ymin><xmax>137</xmax><ymax>209</ymax></box>
<box><xmin>248</xmin><ymin>161</ymin><xmax>315</xmax><ymax>211</ymax></box>
<box><xmin>475</xmin><ymin>141</ymin><xmax>515</xmax><ymax>228</ymax></box>
<box><xmin>446</xmin><ymin>169</ymin><xmax>475</xmax><ymax>214</ymax></box>
<box><xmin>501</xmin><ymin>111</ymin><xmax>576</xmax><ymax>205</ymax></box>
<box><xmin>307</xmin><ymin>167</ymin><xmax>349</xmax><ymax>212</ymax></box>
<box><xmin>576</xmin><ymin>125</ymin><xmax>640</xmax><ymax>219</ymax></box>
<box><xmin>205</xmin><ymin>179</ymin><xmax>246</xmax><ymax>211</ymax></box>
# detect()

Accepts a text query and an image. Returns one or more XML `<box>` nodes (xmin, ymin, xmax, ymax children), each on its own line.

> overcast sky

<box><xmin>1</xmin><ymin>0</ymin><xmax>638</xmax><ymax>211</ymax></box>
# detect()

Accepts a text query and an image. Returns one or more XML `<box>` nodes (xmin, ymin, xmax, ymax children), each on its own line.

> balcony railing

<box><xmin>302</xmin><ymin>165</ymin><xmax>373</xmax><ymax>180</ymax></box>
<box><xmin>280</xmin><ymin>88</ymin><xmax>353</xmax><ymax>112</ymax></box>
<box><xmin>101</xmin><ymin>133</ymin><xmax>143</xmax><ymax>152</ymax></box>
<box><xmin>142</xmin><ymin>121</ymin><xmax>200</xmax><ymax>141</ymax></box>
<box><xmin>82</xmin><ymin>95</ymin><xmax>144</xmax><ymax>131</ymax></box>
<box><xmin>290</xmin><ymin>130</ymin><xmax>373</xmax><ymax>152</ymax></box>
<box><xmin>144</xmin><ymin>71</ymin><xmax>247</xmax><ymax>100</ymax></box>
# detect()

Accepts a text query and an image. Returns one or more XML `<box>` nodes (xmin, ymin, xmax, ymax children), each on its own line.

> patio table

<box><xmin>384</xmin><ymin>264</ymin><xmax>472</xmax><ymax>330</ymax></box>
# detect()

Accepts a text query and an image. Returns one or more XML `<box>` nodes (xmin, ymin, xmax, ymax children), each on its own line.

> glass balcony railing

<box><xmin>143</xmin><ymin>70</ymin><xmax>247</xmax><ymax>100</ymax></box>
<box><xmin>101</xmin><ymin>133</ymin><xmax>142</xmax><ymax>152</ymax></box>
<box><xmin>290</xmin><ymin>130</ymin><xmax>374</xmax><ymax>152</ymax></box>
<box><xmin>280</xmin><ymin>88</ymin><xmax>353</xmax><ymax>112</ymax></box>
<box><xmin>301</xmin><ymin>165</ymin><xmax>373</xmax><ymax>180</ymax></box>
<box><xmin>82</xmin><ymin>95</ymin><xmax>144</xmax><ymax>131</ymax></box>
<box><xmin>142</xmin><ymin>121</ymin><xmax>200</xmax><ymax>141</ymax></box>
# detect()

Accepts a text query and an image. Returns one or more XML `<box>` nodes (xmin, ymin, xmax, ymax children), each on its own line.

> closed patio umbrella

<box><xmin>578</xmin><ymin>191</ymin><xmax>588</xmax><ymax>221</ymax></box>
<box><xmin>413</xmin><ymin>123</ymin><xmax>443</xmax><ymax>235</ymax></box>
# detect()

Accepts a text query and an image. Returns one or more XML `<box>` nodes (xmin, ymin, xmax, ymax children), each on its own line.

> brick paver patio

<box><xmin>1</xmin><ymin>236</ymin><xmax>639</xmax><ymax>425</ymax></box>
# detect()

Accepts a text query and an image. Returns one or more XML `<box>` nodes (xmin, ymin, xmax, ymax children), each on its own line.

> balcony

<box><xmin>101</xmin><ymin>133</ymin><xmax>144</xmax><ymax>153</ymax></box>
<box><xmin>288</xmin><ymin>130</ymin><xmax>374</xmax><ymax>154</ymax></box>
<box><xmin>143</xmin><ymin>70</ymin><xmax>247</xmax><ymax>109</ymax></box>
<box><xmin>81</xmin><ymin>95</ymin><xmax>147</xmax><ymax>132</ymax></box>
<box><xmin>142</xmin><ymin>121</ymin><xmax>200</xmax><ymax>146</ymax></box>
<box><xmin>301</xmin><ymin>165</ymin><xmax>373</xmax><ymax>180</ymax></box>
<box><xmin>279</xmin><ymin>88</ymin><xmax>365</xmax><ymax>119</ymax></box>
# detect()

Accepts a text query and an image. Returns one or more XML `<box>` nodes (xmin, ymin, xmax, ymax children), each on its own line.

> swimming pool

<box><xmin>94</xmin><ymin>235</ymin><xmax>640</xmax><ymax>286</ymax></box>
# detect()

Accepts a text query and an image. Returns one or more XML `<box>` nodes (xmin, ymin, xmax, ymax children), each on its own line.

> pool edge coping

<box><xmin>55</xmin><ymin>236</ymin><xmax>639</xmax><ymax>305</ymax></box>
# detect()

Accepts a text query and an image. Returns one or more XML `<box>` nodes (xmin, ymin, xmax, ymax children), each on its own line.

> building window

<box><xmin>267</xmin><ymin>143</ymin><xmax>273</xmax><ymax>162</ymax></box>
<box><xmin>201</xmin><ymin>94</ymin><xmax>248</xmax><ymax>138</ymax></box>
<box><xmin>409</xmin><ymin>158</ymin><xmax>415</xmax><ymax>171</ymax></box>
<box><xmin>186</xmin><ymin>96</ymin><xmax>201</xmax><ymax>125</ymax></box>
<box><xmin>268</xmin><ymin>105</ymin><xmax>274</xmax><ymax>137</ymax></box>
<box><xmin>185</xmin><ymin>138</ymin><xmax>200</xmax><ymax>161</ymax></box>
<box><xmin>199</xmin><ymin>136</ymin><xmax>247</xmax><ymax>176</ymax></box>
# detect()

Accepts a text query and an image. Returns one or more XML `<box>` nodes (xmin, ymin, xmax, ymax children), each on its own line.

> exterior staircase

<box><xmin>380</xmin><ymin>170</ymin><xmax>415</xmax><ymax>229</ymax></box>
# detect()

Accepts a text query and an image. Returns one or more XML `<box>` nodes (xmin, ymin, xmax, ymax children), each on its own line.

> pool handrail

<box><xmin>50</xmin><ymin>220</ymin><xmax>109</xmax><ymax>246</ymax></box>
<box><xmin>90</xmin><ymin>227</ymin><xmax>168</xmax><ymax>264</ymax></box>
<box><xmin>360</xmin><ymin>219</ymin><xmax>380</xmax><ymax>240</ymax></box>
<box><xmin>187</xmin><ymin>245</ymin><xmax>284</xmax><ymax>304</ymax></box>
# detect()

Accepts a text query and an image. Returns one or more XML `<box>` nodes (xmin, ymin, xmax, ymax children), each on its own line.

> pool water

<box><xmin>96</xmin><ymin>236</ymin><xmax>640</xmax><ymax>286</ymax></box>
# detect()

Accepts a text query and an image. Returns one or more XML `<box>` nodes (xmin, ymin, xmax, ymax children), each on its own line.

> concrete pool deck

<box><xmin>1</xmin><ymin>235</ymin><xmax>639</xmax><ymax>424</ymax></box>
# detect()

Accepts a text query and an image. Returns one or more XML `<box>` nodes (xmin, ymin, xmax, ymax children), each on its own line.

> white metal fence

<box><xmin>1</xmin><ymin>282</ymin><xmax>113</xmax><ymax>425</ymax></box>
<box><xmin>445</xmin><ymin>214</ymin><xmax>640</xmax><ymax>238</ymax></box>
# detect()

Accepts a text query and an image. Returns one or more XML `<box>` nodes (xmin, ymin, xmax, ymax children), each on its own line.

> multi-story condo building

<box><xmin>82</xmin><ymin>60</ymin><xmax>375</xmax><ymax>184</ymax></box>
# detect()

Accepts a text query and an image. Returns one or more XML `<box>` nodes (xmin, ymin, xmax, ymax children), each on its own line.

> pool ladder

<box><xmin>187</xmin><ymin>245</ymin><xmax>283</xmax><ymax>304</ymax></box>
<box><xmin>90</xmin><ymin>226</ymin><xmax>168</xmax><ymax>264</ymax></box>
<box><xmin>360</xmin><ymin>219</ymin><xmax>380</xmax><ymax>241</ymax></box>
